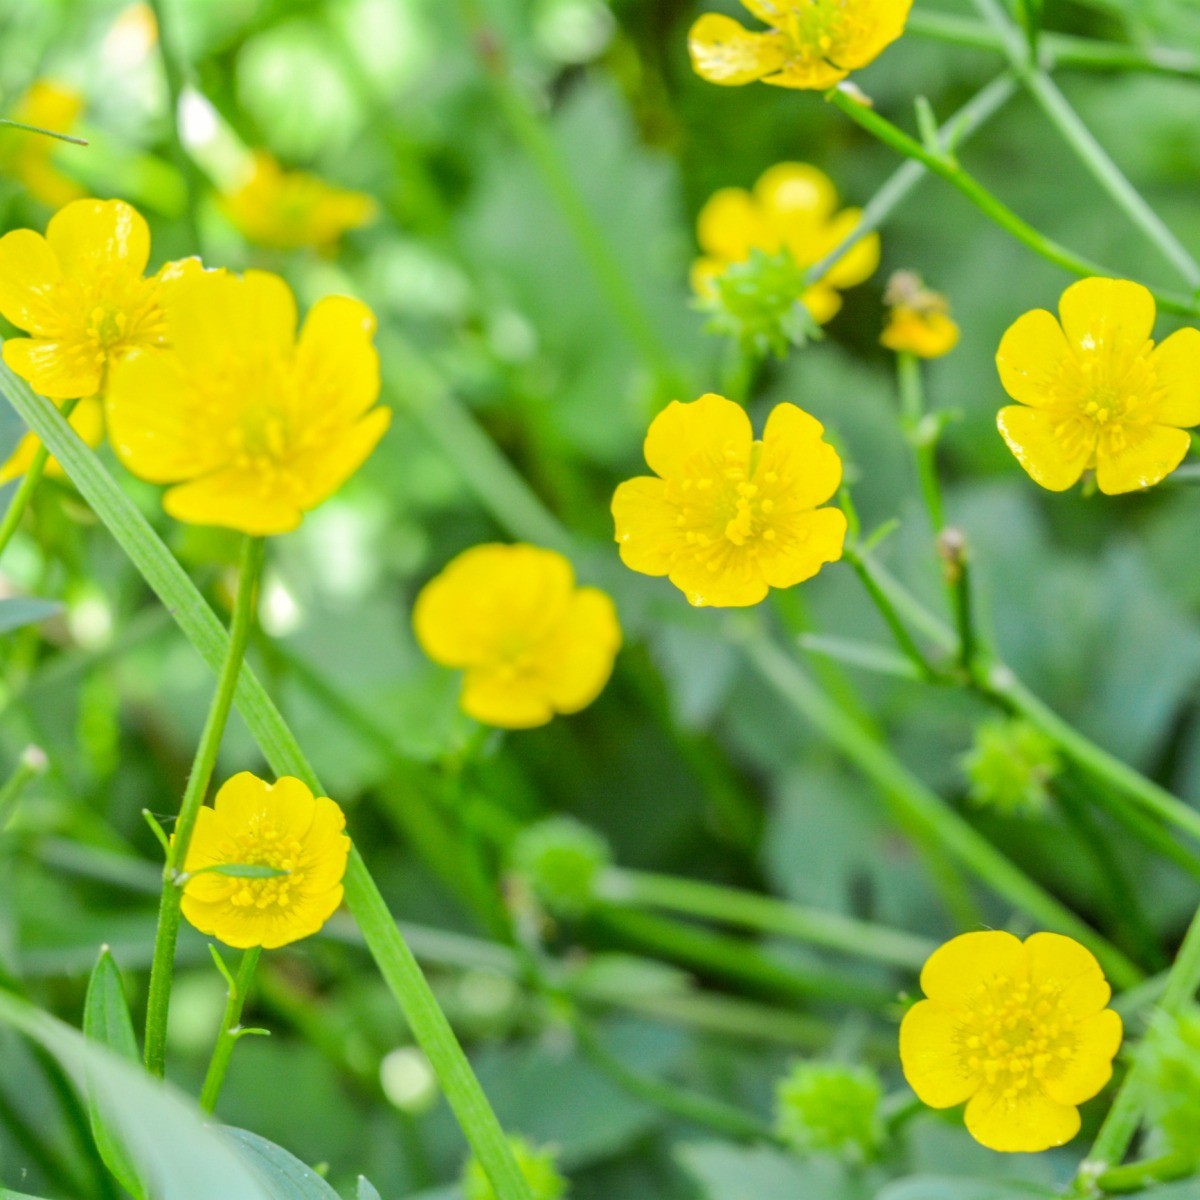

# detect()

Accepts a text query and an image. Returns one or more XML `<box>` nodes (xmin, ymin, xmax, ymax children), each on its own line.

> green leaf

<box><xmin>1</xmin><ymin>1190</ymin><xmax>56</xmax><ymax>1199</ymax></box>
<box><xmin>357</xmin><ymin>1180</ymin><xmax>383</xmax><ymax>1200</ymax></box>
<box><xmin>675</xmin><ymin>1143</ymin><xmax>855</xmax><ymax>1200</ymax></box>
<box><xmin>224</xmin><ymin>1128</ymin><xmax>342</xmax><ymax>1199</ymax></box>
<box><xmin>83</xmin><ymin>948</ymin><xmax>146</xmax><ymax>1200</ymax></box>
<box><xmin>189</xmin><ymin>863</ymin><xmax>290</xmax><ymax>880</ymax></box>
<box><xmin>0</xmin><ymin>597</ymin><xmax>60</xmax><ymax>635</ymax></box>
<box><xmin>0</xmin><ymin>989</ymin><xmax>274</xmax><ymax>1200</ymax></box>
<box><xmin>879</xmin><ymin>1180</ymin><xmax>1056</xmax><ymax>1200</ymax></box>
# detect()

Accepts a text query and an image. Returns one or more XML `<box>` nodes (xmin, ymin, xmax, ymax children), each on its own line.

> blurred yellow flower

<box><xmin>414</xmin><ymin>544</ymin><xmax>621</xmax><ymax>729</ymax></box>
<box><xmin>612</xmin><ymin>393</ymin><xmax>846</xmax><ymax>607</ymax></box>
<box><xmin>693</xmin><ymin>164</ymin><xmax>879</xmax><ymax>325</ymax></box>
<box><xmin>900</xmin><ymin>931</ymin><xmax>1122</xmax><ymax>1153</ymax></box>
<box><xmin>880</xmin><ymin>270</ymin><xmax>959</xmax><ymax>358</ymax></box>
<box><xmin>1</xmin><ymin>80</ymin><xmax>85</xmax><ymax>208</ymax></box>
<box><xmin>996</xmin><ymin>277</ymin><xmax>1200</xmax><ymax>495</ymax></box>
<box><xmin>105</xmin><ymin>270</ymin><xmax>391</xmax><ymax>535</ymax></box>
<box><xmin>689</xmin><ymin>0</ymin><xmax>912</xmax><ymax>91</ymax></box>
<box><xmin>0</xmin><ymin>198</ymin><xmax>202</xmax><ymax>481</ymax></box>
<box><xmin>181</xmin><ymin>773</ymin><xmax>350</xmax><ymax>951</ymax></box>
<box><xmin>223</xmin><ymin>151</ymin><xmax>376</xmax><ymax>251</ymax></box>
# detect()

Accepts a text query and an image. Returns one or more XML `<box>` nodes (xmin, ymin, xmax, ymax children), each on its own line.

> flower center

<box><xmin>957</xmin><ymin>978</ymin><xmax>1079</xmax><ymax>1099</ymax></box>
<box><xmin>221</xmin><ymin>816</ymin><xmax>304</xmax><ymax>911</ymax></box>
<box><xmin>86</xmin><ymin>305</ymin><xmax>131</xmax><ymax>350</ymax></box>
<box><xmin>782</xmin><ymin>1</ymin><xmax>860</xmax><ymax>63</ymax></box>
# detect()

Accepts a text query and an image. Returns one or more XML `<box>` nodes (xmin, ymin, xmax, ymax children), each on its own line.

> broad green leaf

<box><xmin>224</xmin><ymin>1128</ymin><xmax>341</xmax><ymax>1199</ymax></box>
<box><xmin>0</xmin><ymin>597</ymin><xmax>60</xmax><ymax>636</ymax></box>
<box><xmin>0</xmin><ymin>990</ymin><xmax>273</xmax><ymax>1200</ymax></box>
<box><xmin>1</xmin><ymin>1190</ymin><xmax>55</xmax><ymax>1199</ymax></box>
<box><xmin>675</xmin><ymin>1142</ymin><xmax>859</xmax><ymax>1200</ymax></box>
<box><xmin>83</xmin><ymin>948</ymin><xmax>146</xmax><ymax>1200</ymax></box>
<box><xmin>357</xmin><ymin>1179</ymin><xmax>383</xmax><ymax>1200</ymax></box>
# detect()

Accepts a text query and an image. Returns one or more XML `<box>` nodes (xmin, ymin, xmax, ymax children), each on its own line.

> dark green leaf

<box><xmin>357</xmin><ymin>1180</ymin><xmax>383</xmax><ymax>1200</ymax></box>
<box><xmin>225</xmin><ymin>1128</ymin><xmax>342</xmax><ymax>1199</ymax></box>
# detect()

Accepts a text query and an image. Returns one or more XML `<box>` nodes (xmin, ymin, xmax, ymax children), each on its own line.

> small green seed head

<box><xmin>962</xmin><ymin>717</ymin><xmax>1059</xmax><ymax>817</ymax></box>
<box><xmin>775</xmin><ymin>1061</ymin><xmax>884</xmax><ymax>1162</ymax></box>
<box><xmin>509</xmin><ymin>817</ymin><xmax>611</xmax><ymax>918</ymax></box>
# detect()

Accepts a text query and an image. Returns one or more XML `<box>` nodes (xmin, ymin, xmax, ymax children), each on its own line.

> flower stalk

<box><xmin>200</xmin><ymin>947</ymin><xmax>263</xmax><ymax>1113</ymax></box>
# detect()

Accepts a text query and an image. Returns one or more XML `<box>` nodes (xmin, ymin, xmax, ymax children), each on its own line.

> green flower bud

<box><xmin>463</xmin><ymin>1137</ymin><xmax>568</xmax><ymax>1200</ymax></box>
<box><xmin>698</xmin><ymin>248</ymin><xmax>822</xmax><ymax>359</ymax></box>
<box><xmin>509</xmin><ymin>817</ymin><xmax>611</xmax><ymax>918</ymax></box>
<box><xmin>774</xmin><ymin>1061</ymin><xmax>884</xmax><ymax>1162</ymax></box>
<box><xmin>1139</xmin><ymin>1007</ymin><xmax>1200</xmax><ymax>1160</ymax></box>
<box><xmin>961</xmin><ymin>717</ymin><xmax>1059</xmax><ymax>817</ymax></box>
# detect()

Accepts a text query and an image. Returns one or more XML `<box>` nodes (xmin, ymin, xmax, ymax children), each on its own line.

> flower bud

<box><xmin>509</xmin><ymin>817</ymin><xmax>611</xmax><ymax>918</ymax></box>
<box><xmin>775</xmin><ymin>1061</ymin><xmax>884</xmax><ymax>1161</ymax></box>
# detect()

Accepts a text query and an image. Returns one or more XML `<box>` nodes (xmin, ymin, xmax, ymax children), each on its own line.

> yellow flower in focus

<box><xmin>414</xmin><ymin>544</ymin><xmax>621</xmax><ymax>730</ymax></box>
<box><xmin>0</xmin><ymin>198</ymin><xmax>204</xmax><ymax>480</ymax></box>
<box><xmin>900</xmin><ymin>931</ymin><xmax>1122</xmax><ymax>1153</ymax></box>
<box><xmin>693</xmin><ymin>164</ymin><xmax>879</xmax><ymax>325</ymax></box>
<box><xmin>105</xmin><ymin>270</ymin><xmax>391</xmax><ymax>535</ymax></box>
<box><xmin>612</xmin><ymin>393</ymin><xmax>846</xmax><ymax>607</ymax></box>
<box><xmin>181</xmin><ymin>773</ymin><xmax>350</xmax><ymax>950</ymax></box>
<box><xmin>880</xmin><ymin>270</ymin><xmax>959</xmax><ymax>358</ymax></box>
<box><xmin>689</xmin><ymin>0</ymin><xmax>912</xmax><ymax>91</ymax></box>
<box><xmin>223</xmin><ymin>151</ymin><xmax>376</xmax><ymax>251</ymax></box>
<box><xmin>996</xmin><ymin>278</ymin><xmax>1200</xmax><ymax>495</ymax></box>
<box><xmin>1</xmin><ymin>80</ymin><xmax>85</xmax><ymax>208</ymax></box>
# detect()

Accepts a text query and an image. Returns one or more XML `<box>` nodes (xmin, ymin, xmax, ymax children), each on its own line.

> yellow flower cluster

<box><xmin>181</xmin><ymin>773</ymin><xmax>350</xmax><ymax>950</ymax></box>
<box><xmin>694</xmin><ymin>163</ymin><xmax>879</xmax><ymax>325</ymax></box>
<box><xmin>901</xmin><ymin>931</ymin><xmax>1122</xmax><ymax>1153</ymax></box>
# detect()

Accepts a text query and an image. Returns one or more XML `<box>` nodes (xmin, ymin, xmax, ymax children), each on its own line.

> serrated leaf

<box><xmin>225</xmin><ymin>1128</ymin><xmax>342</xmax><ymax>1199</ymax></box>
<box><xmin>357</xmin><ymin>1179</ymin><xmax>383</xmax><ymax>1200</ymax></box>
<box><xmin>83</xmin><ymin>948</ymin><xmax>146</xmax><ymax>1200</ymax></box>
<box><xmin>0</xmin><ymin>597</ymin><xmax>60</xmax><ymax>636</ymax></box>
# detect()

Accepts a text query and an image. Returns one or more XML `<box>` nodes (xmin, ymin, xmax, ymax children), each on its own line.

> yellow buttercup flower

<box><xmin>0</xmin><ymin>198</ymin><xmax>203</xmax><ymax>481</ymax></box>
<box><xmin>880</xmin><ymin>270</ymin><xmax>959</xmax><ymax>358</ymax></box>
<box><xmin>222</xmin><ymin>151</ymin><xmax>376</xmax><ymax>251</ymax></box>
<box><xmin>689</xmin><ymin>0</ymin><xmax>912</xmax><ymax>91</ymax></box>
<box><xmin>900</xmin><ymin>931</ymin><xmax>1122</xmax><ymax>1153</ymax></box>
<box><xmin>105</xmin><ymin>269</ymin><xmax>391</xmax><ymax>535</ymax></box>
<box><xmin>693</xmin><ymin>164</ymin><xmax>879</xmax><ymax>325</ymax></box>
<box><xmin>414</xmin><ymin>544</ymin><xmax>621</xmax><ymax>730</ymax></box>
<box><xmin>612</xmin><ymin>393</ymin><xmax>846</xmax><ymax>608</ymax></box>
<box><xmin>1</xmin><ymin>80</ymin><xmax>85</xmax><ymax>208</ymax></box>
<box><xmin>181</xmin><ymin>773</ymin><xmax>350</xmax><ymax>951</ymax></box>
<box><xmin>996</xmin><ymin>277</ymin><xmax>1200</xmax><ymax>495</ymax></box>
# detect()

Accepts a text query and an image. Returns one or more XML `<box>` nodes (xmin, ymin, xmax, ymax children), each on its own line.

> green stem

<box><xmin>144</xmin><ymin>536</ymin><xmax>264</xmax><ymax>1078</ymax></box>
<box><xmin>199</xmin><ymin>947</ymin><xmax>262</xmax><ymax>1112</ymax></box>
<box><xmin>1094</xmin><ymin>1152</ymin><xmax>1196</xmax><ymax>1195</ymax></box>
<box><xmin>896</xmin><ymin>353</ymin><xmax>945</xmax><ymax>532</ymax></box>
<box><xmin>598</xmin><ymin>867</ymin><xmax>933</xmax><ymax>970</ymax></box>
<box><xmin>826</xmin><ymin>88</ymin><xmax>1200</xmax><ymax>319</ymax></box>
<box><xmin>972</xmin><ymin>0</ymin><xmax>1200</xmax><ymax>287</ymax></box>
<box><xmin>905</xmin><ymin>10</ymin><xmax>1200</xmax><ymax>80</ymax></box>
<box><xmin>1076</xmin><ymin>908</ymin><xmax>1200</xmax><ymax>1188</ymax></box>
<box><xmin>0</xmin><ymin>117</ymin><xmax>88</xmax><ymax>144</ymax></box>
<box><xmin>0</xmin><ymin>745</ymin><xmax>47</xmax><ymax>833</ymax></box>
<box><xmin>0</xmin><ymin>397</ymin><xmax>80</xmax><ymax>563</ymax></box>
<box><xmin>739</xmin><ymin>624</ymin><xmax>1142</xmax><ymax>990</ymax></box>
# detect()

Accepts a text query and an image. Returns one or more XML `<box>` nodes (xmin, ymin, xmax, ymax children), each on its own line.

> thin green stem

<box><xmin>0</xmin><ymin>397</ymin><xmax>80</xmax><ymax>563</ymax></box>
<box><xmin>1076</xmin><ymin>908</ymin><xmax>1200</xmax><ymax>1189</ymax></box>
<box><xmin>827</xmin><ymin>88</ymin><xmax>1200</xmax><ymax>319</ymax></box>
<box><xmin>0</xmin><ymin>745</ymin><xmax>47</xmax><ymax>833</ymax></box>
<box><xmin>1094</xmin><ymin>1152</ymin><xmax>1196</xmax><ymax>1195</ymax></box>
<box><xmin>0</xmin><ymin>117</ymin><xmax>88</xmax><ymax>144</ymax></box>
<box><xmin>896</xmin><ymin>353</ymin><xmax>945</xmax><ymax>532</ymax></box>
<box><xmin>200</xmin><ymin>947</ymin><xmax>262</xmax><ymax>1113</ymax></box>
<box><xmin>972</xmin><ymin>0</ymin><xmax>1200</xmax><ymax>287</ymax></box>
<box><xmin>905</xmin><ymin>10</ymin><xmax>1200</xmax><ymax>80</ymax></box>
<box><xmin>143</xmin><ymin>535</ymin><xmax>264</xmax><ymax>1077</ymax></box>
<box><xmin>598</xmin><ymin>867</ymin><xmax>933</xmax><ymax>971</ymax></box>
<box><xmin>148</xmin><ymin>0</ymin><xmax>206</xmax><ymax>253</ymax></box>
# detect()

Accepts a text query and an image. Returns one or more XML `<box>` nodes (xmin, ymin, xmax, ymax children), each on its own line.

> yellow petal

<box><xmin>1042</xmin><ymin>1009</ymin><xmax>1122</xmax><ymax>1107</ymax></box>
<box><xmin>287</xmin><ymin>406</ymin><xmax>391</xmax><ymax>511</ymax></box>
<box><xmin>0</xmin><ymin>229</ymin><xmax>64</xmax><ymax>334</ymax></box>
<box><xmin>1024</xmin><ymin>932</ymin><xmax>1111</xmax><ymax>1018</ymax></box>
<box><xmin>919</xmin><ymin>930</ymin><xmax>1026</xmax><ymax>1008</ymax></box>
<box><xmin>105</xmin><ymin>349</ymin><xmax>221</xmax><ymax>483</ymax></box>
<box><xmin>644</xmin><ymin>393</ymin><xmax>752</xmax><ymax>480</ymax></box>
<box><xmin>964</xmin><ymin>1086</ymin><xmax>1080</xmax><ymax>1153</ymax></box>
<box><xmin>764</xmin><ymin>58</ymin><xmax>849</xmax><ymax>90</ymax></box>
<box><xmin>612</xmin><ymin>475</ymin><xmax>675</xmax><ymax>578</ymax></box>
<box><xmin>538</xmin><ymin>586</ymin><xmax>621</xmax><ymax>714</ymax></box>
<box><xmin>801</xmin><ymin>284</ymin><xmax>842</xmax><ymax>325</ymax></box>
<box><xmin>817</xmin><ymin>212</ymin><xmax>879</xmax><ymax>289</ymax></box>
<box><xmin>1148</xmin><ymin>327</ymin><xmax>1200</xmax><ymax>427</ymax></box>
<box><xmin>882</xmin><ymin>308</ymin><xmax>960</xmax><ymax>359</ymax></box>
<box><xmin>757</xmin><ymin>403</ymin><xmax>843</xmax><ymax>508</ymax></box>
<box><xmin>757</xmin><ymin>506</ymin><xmax>846</xmax><ymax>589</ymax></box>
<box><xmin>688</xmin><ymin>13</ymin><xmax>788</xmax><ymax>86</ymax></box>
<box><xmin>667</xmin><ymin>543</ymin><xmax>769</xmax><ymax>608</ymax></box>
<box><xmin>1058</xmin><ymin>277</ymin><xmax>1155</xmax><ymax>362</ymax></box>
<box><xmin>461</xmin><ymin>665</ymin><xmax>556</xmax><ymax>729</ymax></box>
<box><xmin>295</xmin><ymin>294</ymin><xmax>381</xmax><ymax>426</ymax></box>
<box><xmin>997</xmin><ymin>405</ymin><xmax>1096</xmax><ymax>492</ymax></box>
<box><xmin>298</xmin><ymin>794</ymin><xmax>351</xmax><ymax>894</ymax></box>
<box><xmin>45</xmin><ymin>198</ymin><xmax>150</xmax><ymax>278</ymax></box>
<box><xmin>837</xmin><ymin>0</ymin><xmax>913</xmax><ymax>69</ymax></box>
<box><xmin>2</xmin><ymin>335</ymin><xmax>103</xmax><ymax>399</ymax></box>
<box><xmin>996</xmin><ymin>309</ymin><xmax>1073</xmax><ymax>409</ymax></box>
<box><xmin>740</xmin><ymin>0</ymin><xmax>803</xmax><ymax>21</ymax></box>
<box><xmin>899</xmin><ymin>1000</ymin><xmax>980</xmax><ymax>1108</ymax></box>
<box><xmin>690</xmin><ymin>257</ymin><xmax>725</xmax><ymax>299</ymax></box>
<box><xmin>163</xmin><ymin>467</ymin><xmax>304</xmax><ymax>535</ymax></box>
<box><xmin>755</xmin><ymin>163</ymin><xmax>837</xmax><ymax>228</ymax></box>
<box><xmin>1095</xmin><ymin>421</ymin><xmax>1189</xmax><ymax>495</ymax></box>
<box><xmin>697</xmin><ymin>188</ymin><xmax>774</xmax><ymax>262</ymax></box>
